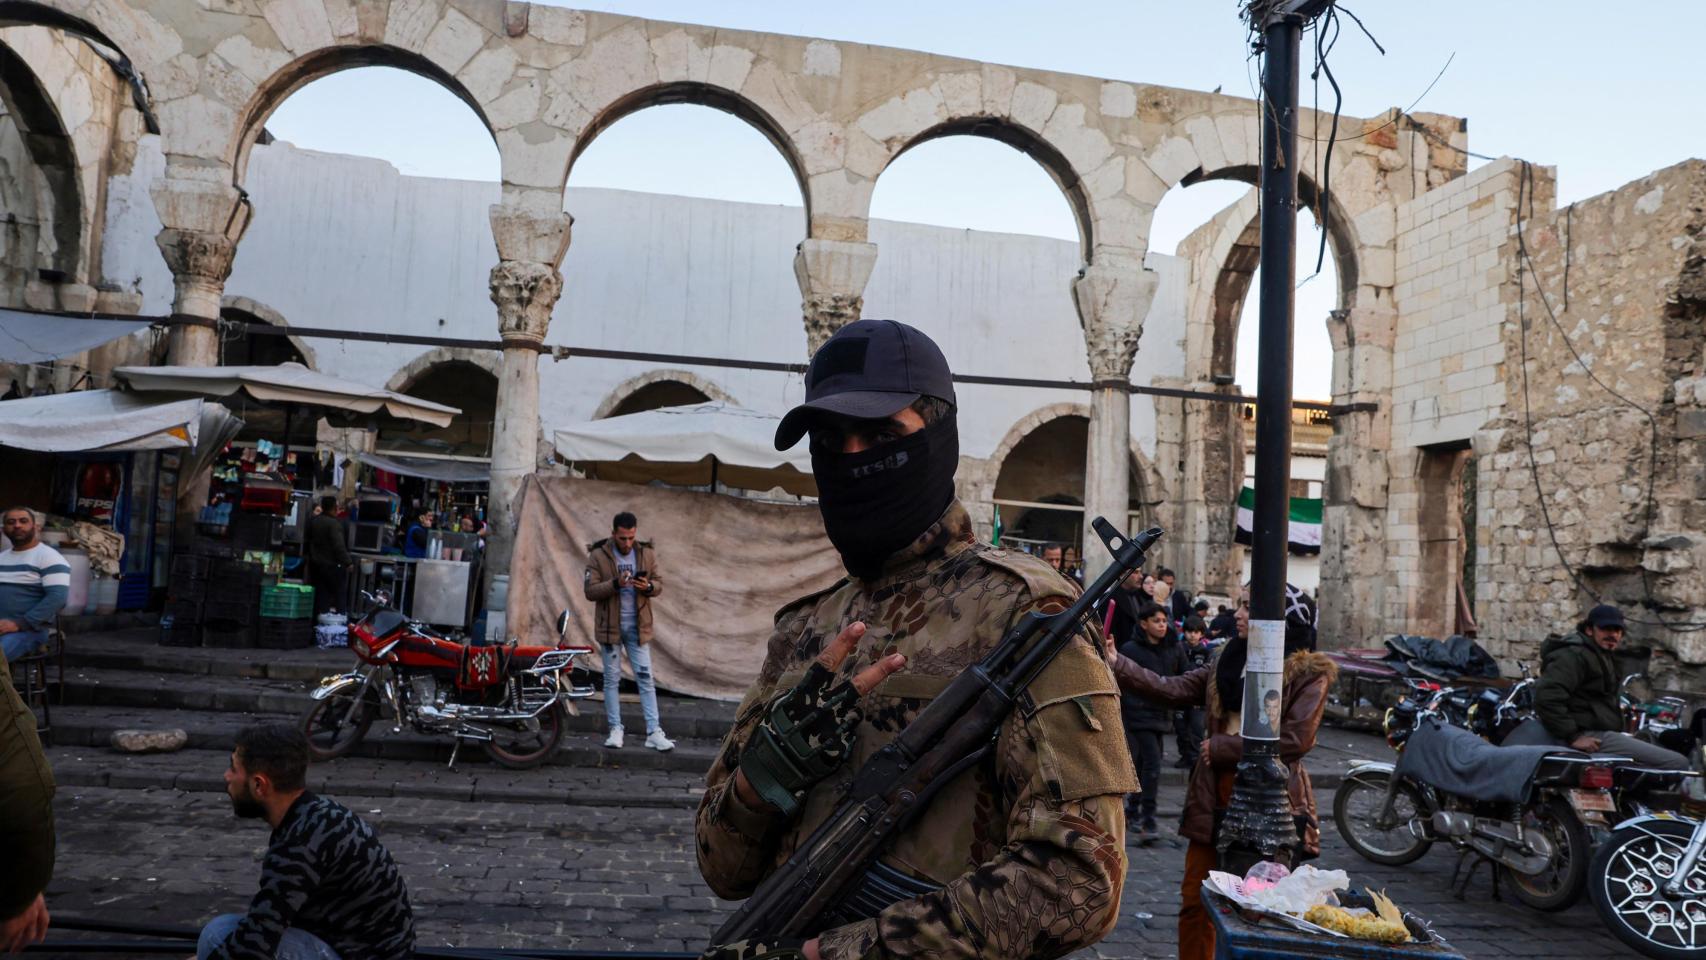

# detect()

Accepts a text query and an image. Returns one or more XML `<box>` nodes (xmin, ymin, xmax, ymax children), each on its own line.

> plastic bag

<box><xmin>1244</xmin><ymin>864</ymin><xmax>1349</xmax><ymax>915</ymax></box>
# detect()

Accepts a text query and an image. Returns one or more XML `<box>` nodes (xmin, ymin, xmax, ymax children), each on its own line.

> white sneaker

<box><xmin>645</xmin><ymin>729</ymin><xmax>676</xmax><ymax>752</ymax></box>
<box><xmin>604</xmin><ymin>727</ymin><xmax>624</xmax><ymax>749</ymax></box>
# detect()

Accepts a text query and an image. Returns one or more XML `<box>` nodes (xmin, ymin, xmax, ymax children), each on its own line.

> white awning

<box><xmin>0</xmin><ymin>389</ymin><xmax>210</xmax><ymax>451</ymax></box>
<box><xmin>553</xmin><ymin>402</ymin><xmax>816</xmax><ymax>496</ymax></box>
<box><xmin>113</xmin><ymin>362</ymin><xmax>458</xmax><ymax>429</ymax></box>
<box><xmin>0</xmin><ymin>309</ymin><xmax>150</xmax><ymax>363</ymax></box>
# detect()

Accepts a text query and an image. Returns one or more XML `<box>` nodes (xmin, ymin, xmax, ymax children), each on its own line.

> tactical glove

<box><xmin>739</xmin><ymin>662</ymin><xmax>863</xmax><ymax>818</ymax></box>
<box><xmin>701</xmin><ymin>937</ymin><xmax>808</xmax><ymax>960</ymax></box>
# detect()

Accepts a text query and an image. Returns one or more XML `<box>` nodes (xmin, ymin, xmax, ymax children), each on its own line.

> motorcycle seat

<box><xmin>1395</xmin><ymin>718</ymin><xmax>1580</xmax><ymax>804</ymax></box>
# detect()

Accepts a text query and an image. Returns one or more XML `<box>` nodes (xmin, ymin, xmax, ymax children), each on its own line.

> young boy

<box><xmin>1171</xmin><ymin>615</ymin><xmax>1212</xmax><ymax>768</ymax></box>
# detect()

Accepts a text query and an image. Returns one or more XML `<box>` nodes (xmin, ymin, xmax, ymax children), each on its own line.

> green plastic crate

<box><xmin>259</xmin><ymin>582</ymin><xmax>315</xmax><ymax>620</ymax></box>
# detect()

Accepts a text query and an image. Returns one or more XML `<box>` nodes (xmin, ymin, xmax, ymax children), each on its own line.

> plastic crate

<box><xmin>203</xmin><ymin>598</ymin><xmax>256</xmax><ymax>627</ymax></box>
<box><xmin>158</xmin><ymin>621</ymin><xmax>201</xmax><ymax>647</ymax></box>
<box><xmin>202</xmin><ymin>623</ymin><xmax>254</xmax><ymax>648</ymax></box>
<box><xmin>188</xmin><ymin>538</ymin><xmax>238</xmax><ymax>559</ymax></box>
<box><xmin>260</xmin><ymin>583</ymin><xmax>315</xmax><ymax>620</ymax></box>
<box><xmin>170</xmin><ymin>554</ymin><xmax>211</xmax><ymax>581</ymax></box>
<box><xmin>257</xmin><ymin>618</ymin><xmax>314</xmax><ymax>649</ymax></box>
<box><xmin>167</xmin><ymin>580</ymin><xmax>207</xmax><ymax>604</ymax></box>
<box><xmin>164</xmin><ymin>597</ymin><xmax>203</xmax><ymax>624</ymax></box>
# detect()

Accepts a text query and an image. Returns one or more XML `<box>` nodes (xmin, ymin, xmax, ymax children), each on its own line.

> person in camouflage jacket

<box><xmin>696</xmin><ymin>320</ymin><xmax>1137</xmax><ymax>960</ymax></box>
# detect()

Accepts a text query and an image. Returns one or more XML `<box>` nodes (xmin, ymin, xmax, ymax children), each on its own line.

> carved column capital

<box><xmin>1073</xmin><ymin>254</ymin><xmax>1159</xmax><ymax>381</ymax></box>
<box><xmin>156</xmin><ymin>230</ymin><xmax>238</xmax><ymax>288</ymax></box>
<box><xmin>489</xmin><ymin>260</ymin><xmax>564</xmax><ymax>345</ymax></box>
<box><xmin>795</xmin><ymin>239</ymin><xmax>878</xmax><ymax>355</ymax></box>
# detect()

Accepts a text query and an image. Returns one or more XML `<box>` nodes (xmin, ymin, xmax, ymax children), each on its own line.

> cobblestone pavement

<box><xmin>41</xmin><ymin>780</ymin><xmax>1639</xmax><ymax>959</ymax></box>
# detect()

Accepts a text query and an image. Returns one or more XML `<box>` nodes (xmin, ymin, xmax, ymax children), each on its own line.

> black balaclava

<box><xmin>811</xmin><ymin>410</ymin><xmax>959</xmax><ymax>580</ymax></box>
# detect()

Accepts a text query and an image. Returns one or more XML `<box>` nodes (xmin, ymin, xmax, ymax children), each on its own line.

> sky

<box><xmin>264</xmin><ymin>1</ymin><xmax>1706</xmax><ymax>401</ymax></box>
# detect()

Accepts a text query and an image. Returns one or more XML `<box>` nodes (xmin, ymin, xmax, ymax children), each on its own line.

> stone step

<box><xmin>44</xmin><ymin>745</ymin><xmax>708</xmax><ymax>808</ymax></box>
<box><xmin>56</xmin><ymin>663</ymin><xmax>740</xmax><ymax>740</ymax></box>
<box><xmin>45</xmin><ymin>705</ymin><xmax>725</xmax><ymax>774</ymax></box>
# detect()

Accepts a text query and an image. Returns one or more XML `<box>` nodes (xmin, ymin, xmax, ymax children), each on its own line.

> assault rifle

<box><xmin>710</xmin><ymin>518</ymin><xmax>1163</xmax><ymax>946</ymax></box>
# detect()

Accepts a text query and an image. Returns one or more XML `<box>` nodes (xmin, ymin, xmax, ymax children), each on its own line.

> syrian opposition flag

<box><xmin>1234</xmin><ymin>486</ymin><xmax>1322</xmax><ymax>555</ymax></box>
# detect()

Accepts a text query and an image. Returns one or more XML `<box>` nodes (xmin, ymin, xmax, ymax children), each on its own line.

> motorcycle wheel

<box><xmin>300</xmin><ymin>688</ymin><xmax>377</xmax><ymax>760</ymax></box>
<box><xmin>1589</xmin><ymin>818</ymin><xmax>1706</xmax><ymax>959</ymax></box>
<box><xmin>483</xmin><ymin>701</ymin><xmax>566</xmax><ymax>769</ymax></box>
<box><xmin>1333</xmin><ymin>770</ymin><xmax>1432</xmax><ymax>866</ymax></box>
<box><xmin>1504</xmin><ymin>797</ymin><xmax>1590</xmax><ymax>911</ymax></box>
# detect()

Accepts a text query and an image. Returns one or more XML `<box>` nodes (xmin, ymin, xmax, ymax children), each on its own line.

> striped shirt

<box><xmin>0</xmin><ymin>542</ymin><xmax>70</xmax><ymax>629</ymax></box>
<box><xmin>210</xmin><ymin>793</ymin><xmax>415</xmax><ymax>960</ymax></box>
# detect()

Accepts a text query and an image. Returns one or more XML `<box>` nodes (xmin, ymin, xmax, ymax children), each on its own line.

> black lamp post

<box><xmin>1217</xmin><ymin>0</ymin><xmax>1331</xmax><ymax>875</ymax></box>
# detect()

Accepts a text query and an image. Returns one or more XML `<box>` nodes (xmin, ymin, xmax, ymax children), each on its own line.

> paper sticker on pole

<box><xmin>1248</xmin><ymin>618</ymin><xmax>1285</xmax><ymax>673</ymax></box>
<box><xmin>1241</xmin><ymin>671</ymin><xmax>1283</xmax><ymax>741</ymax></box>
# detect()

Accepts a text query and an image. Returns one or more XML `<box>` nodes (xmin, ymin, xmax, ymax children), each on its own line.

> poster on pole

<box><xmin>1242</xmin><ymin>618</ymin><xmax>1285</xmax><ymax>741</ymax></box>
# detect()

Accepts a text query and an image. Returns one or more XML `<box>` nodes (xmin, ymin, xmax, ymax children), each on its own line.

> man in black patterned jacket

<box><xmin>199</xmin><ymin>724</ymin><xmax>414</xmax><ymax>960</ymax></box>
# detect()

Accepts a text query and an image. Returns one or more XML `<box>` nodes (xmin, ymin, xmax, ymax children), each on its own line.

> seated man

<box><xmin>0</xmin><ymin>507</ymin><xmax>70</xmax><ymax>662</ymax></box>
<box><xmin>1533</xmin><ymin>604</ymin><xmax>1690</xmax><ymax>770</ymax></box>
<box><xmin>200</xmin><ymin>724</ymin><xmax>414</xmax><ymax>960</ymax></box>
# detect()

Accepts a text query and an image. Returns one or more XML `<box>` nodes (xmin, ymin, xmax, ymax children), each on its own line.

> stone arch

<box><xmin>0</xmin><ymin>37</ymin><xmax>79</xmax><ymax>277</ymax></box>
<box><xmin>1182</xmin><ymin>167</ymin><xmax>1361</xmax><ymax>314</ymax></box>
<box><xmin>383</xmin><ymin>346</ymin><xmax>501</xmax><ymax>394</ymax></box>
<box><xmin>380</xmin><ymin>349</ymin><xmax>501</xmax><ymax>458</ymax></box>
<box><xmin>873</xmin><ymin>116</ymin><xmax>1097</xmax><ymax>258</ymax></box>
<box><xmin>229</xmin><ymin>44</ymin><xmax>498</xmax><ymax>183</ymax></box>
<box><xmin>592</xmin><ymin>369</ymin><xmax>734</xmax><ymax>420</ymax></box>
<box><xmin>220</xmin><ymin>295</ymin><xmax>315</xmax><ymax>369</ymax></box>
<box><xmin>982</xmin><ymin>401</ymin><xmax>1162</xmax><ymax>519</ymax></box>
<box><xmin>564</xmin><ymin>81</ymin><xmax>809</xmax><ymax>217</ymax></box>
<box><xmin>0</xmin><ymin>0</ymin><xmax>159</xmax><ymax>131</ymax></box>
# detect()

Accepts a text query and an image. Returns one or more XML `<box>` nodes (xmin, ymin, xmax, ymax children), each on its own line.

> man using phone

<box><xmin>583</xmin><ymin>512</ymin><xmax>673</xmax><ymax>751</ymax></box>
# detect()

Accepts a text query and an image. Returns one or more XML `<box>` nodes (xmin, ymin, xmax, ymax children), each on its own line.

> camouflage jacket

<box><xmin>696</xmin><ymin>501</ymin><xmax>1137</xmax><ymax>960</ymax></box>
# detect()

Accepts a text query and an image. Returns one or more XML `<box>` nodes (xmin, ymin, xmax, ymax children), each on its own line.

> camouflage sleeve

<box><xmin>816</xmin><ymin>622</ymin><xmax>1136</xmax><ymax>960</ymax></box>
<box><xmin>697</xmin><ymin>678</ymin><xmax>790</xmax><ymax>899</ymax></box>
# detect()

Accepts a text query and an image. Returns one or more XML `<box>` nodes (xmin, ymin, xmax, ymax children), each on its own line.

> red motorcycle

<box><xmin>301</xmin><ymin>592</ymin><xmax>596</xmax><ymax>769</ymax></box>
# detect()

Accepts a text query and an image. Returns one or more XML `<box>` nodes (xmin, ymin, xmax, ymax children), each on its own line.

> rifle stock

<box><xmin>709</xmin><ymin>519</ymin><xmax>1162</xmax><ymax>946</ymax></box>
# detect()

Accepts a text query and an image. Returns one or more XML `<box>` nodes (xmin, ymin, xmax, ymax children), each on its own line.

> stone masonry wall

<box><xmin>1474</xmin><ymin>160</ymin><xmax>1706</xmax><ymax>686</ymax></box>
<box><xmin>1380</xmin><ymin>159</ymin><xmax>1542</xmax><ymax>636</ymax></box>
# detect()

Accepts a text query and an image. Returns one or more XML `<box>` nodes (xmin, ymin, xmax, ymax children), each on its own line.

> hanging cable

<box><xmin>1512</xmin><ymin>161</ymin><xmax>1706</xmax><ymax>631</ymax></box>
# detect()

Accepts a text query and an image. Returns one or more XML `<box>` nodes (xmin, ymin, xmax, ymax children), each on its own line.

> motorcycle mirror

<box><xmin>555</xmin><ymin>609</ymin><xmax>573</xmax><ymax>637</ymax></box>
<box><xmin>1620</xmin><ymin>673</ymin><xmax>1654</xmax><ymax>704</ymax></box>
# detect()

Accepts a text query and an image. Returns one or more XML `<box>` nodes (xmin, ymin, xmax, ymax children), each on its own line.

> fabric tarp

<box><xmin>0</xmin><ymin>389</ymin><xmax>210</xmax><ymax>451</ymax></box>
<box><xmin>1234</xmin><ymin>485</ymin><xmax>1323</xmax><ymax>554</ymax></box>
<box><xmin>0</xmin><ymin>309</ymin><xmax>150</xmax><ymax>363</ymax></box>
<box><xmin>506</xmin><ymin>474</ymin><xmax>842</xmax><ymax>701</ymax></box>
<box><xmin>355</xmin><ymin>451</ymin><xmax>490</xmax><ymax>483</ymax></box>
<box><xmin>554</xmin><ymin>402</ymin><xmax>817</xmax><ymax>496</ymax></box>
<box><xmin>114</xmin><ymin>362</ymin><xmax>459</xmax><ymax>429</ymax></box>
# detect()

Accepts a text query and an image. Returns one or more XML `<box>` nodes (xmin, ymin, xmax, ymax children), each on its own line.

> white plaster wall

<box><xmin>99</xmin><ymin>140</ymin><xmax>1189</xmax><ymax>463</ymax></box>
<box><xmin>1391</xmin><ymin>160</ymin><xmax>1516</xmax><ymax>449</ymax></box>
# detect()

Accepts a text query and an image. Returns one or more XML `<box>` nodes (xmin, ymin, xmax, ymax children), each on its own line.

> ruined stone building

<box><xmin>0</xmin><ymin>1</ymin><xmax>1701</xmax><ymax>682</ymax></box>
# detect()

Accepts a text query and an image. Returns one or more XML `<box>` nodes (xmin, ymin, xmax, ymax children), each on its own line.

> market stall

<box><xmin>109</xmin><ymin>362</ymin><xmax>459</xmax><ymax>644</ymax></box>
<box><xmin>0</xmin><ymin>389</ymin><xmax>242</xmax><ymax>610</ymax></box>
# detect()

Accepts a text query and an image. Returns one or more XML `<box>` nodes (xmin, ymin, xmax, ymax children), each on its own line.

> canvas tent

<box><xmin>553</xmin><ymin>402</ymin><xmax>815</xmax><ymax>496</ymax></box>
<box><xmin>113</xmin><ymin>362</ymin><xmax>458</xmax><ymax>430</ymax></box>
<box><xmin>0</xmin><ymin>389</ymin><xmax>238</xmax><ymax>453</ymax></box>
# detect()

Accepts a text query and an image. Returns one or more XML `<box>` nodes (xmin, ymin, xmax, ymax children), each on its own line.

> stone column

<box><xmin>1318</xmin><ymin>305</ymin><xmax>1395</xmax><ymax>647</ymax></box>
<box><xmin>484</xmin><ymin>205</ymin><xmax>572</xmax><ymax>580</ymax></box>
<box><xmin>794</xmin><ymin>238</ymin><xmax>878</xmax><ymax>354</ymax></box>
<box><xmin>150</xmin><ymin>179</ymin><xmax>251</xmax><ymax>366</ymax></box>
<box><xmin>1073</xmin><ymin>254</ymin><xmax>1158</xmax><ymax>580</ymax></box>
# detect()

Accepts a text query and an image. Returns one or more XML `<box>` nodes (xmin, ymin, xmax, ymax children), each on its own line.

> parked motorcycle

<box><xmin>1335</xmin><ymin>683</ymin><xmax>1624</xmax><ymax>910</ymax></box>
<box><xmin>1465</xmin><ymin>663</ymin><xmax>1536</xmax><ymax>745</ymax></box>
<box><xmin>1590</xmin><ymin>808</ymin><xmax>1706</xmax><ymax>958</ymax></box>
<box><xmin>301</xmin><ymin>592</ymin><xmax>597</xmax><ymax>769</ymax></box>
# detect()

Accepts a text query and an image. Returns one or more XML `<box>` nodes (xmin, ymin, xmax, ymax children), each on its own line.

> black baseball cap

<box><xmin>775</xmin><ymin>319</ymin><xmax>956</xmax><ymax>450</ymax></box>
<box><xmin>1587</xmin><ymin>604</ymin><xmax>1625</xmax><ymax>629</ymax></box>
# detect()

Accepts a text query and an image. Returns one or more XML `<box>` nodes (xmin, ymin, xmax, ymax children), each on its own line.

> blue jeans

<box><xmin>601</xmin><ymin>627</ymin><xmax>660</xmax><ymax>734</ymax></box>
<box><xmin>198</xmin><ymin>913</ymin><xmax>340</xmax><ymax>960</ymax></box>
<box><xmin>1</xmin><ymin>629</ymin><xmax>48</xmax><ymax>663</ymax></box>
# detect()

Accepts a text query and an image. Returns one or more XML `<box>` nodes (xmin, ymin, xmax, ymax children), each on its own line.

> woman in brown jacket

<box><xmin>1104</xmin><ymin>586</ymin><xmax>1336</xmax><ymax>960</ymax></box>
